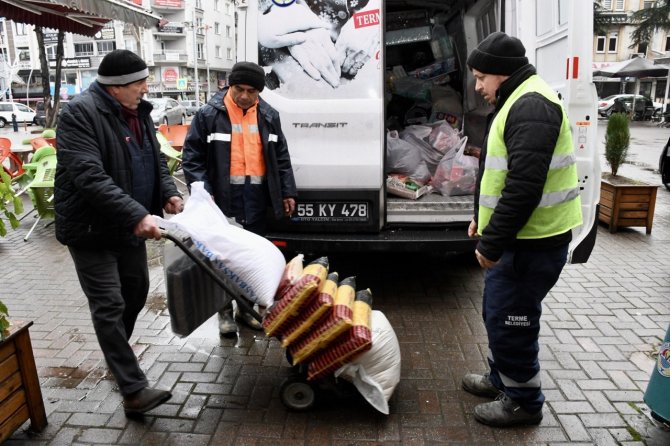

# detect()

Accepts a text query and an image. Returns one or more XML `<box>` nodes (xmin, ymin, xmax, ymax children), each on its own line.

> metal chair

<box><xmin>157</xmin><ymin>124</ymin><xmax>189</xmax><ymax>151</ymax></box>
<box><xmin>0</xmin><ymin>137</ymin><xmax>26</xmax><ymax>179</ymax></box>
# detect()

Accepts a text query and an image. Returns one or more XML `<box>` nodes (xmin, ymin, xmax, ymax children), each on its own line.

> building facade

<box><xmin>593</xmin><ymin>0</ymin><xmax>670</xmax><ymax>101</ymax></box>
<box><xmin>0</xmin><ymin>0</ymin><xmax>237</xmax><ymax>106</ymax></box>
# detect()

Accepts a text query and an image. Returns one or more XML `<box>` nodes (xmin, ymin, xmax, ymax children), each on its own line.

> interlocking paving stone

<box><xmin>3</xmin><ymin>124</ymin><xmax>670</xmax><ymax>444</ymax></box>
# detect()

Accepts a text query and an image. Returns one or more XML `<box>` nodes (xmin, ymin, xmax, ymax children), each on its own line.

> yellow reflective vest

<box><xmin>477</xmin><ymin>75</ymin><xmax>582</xmax><ymax>239</ymax></box>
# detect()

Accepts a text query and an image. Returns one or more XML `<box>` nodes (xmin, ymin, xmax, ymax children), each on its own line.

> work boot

<box><xmin>474</xmin><ymin>393</ymin><xmax>543</xmax><ymax>427</ymax></box>
<box><xmin>462</xmin><ymin>373</ymin><xmax>502</xmax><ymax>398</ymax></box>
<box><xmin>218</xmin><ymin>308</ymin><xmax>238</xmax><ymax>337</ymax></box>
<box><xmin>235</xmin><ymin>306</ymin><xmax>263</xmax><ymax>331</ymax></box>
<box><xmin>123</xmin><ymin>388</ymin><xmax>172</xmax><ymax>416</ymax></box>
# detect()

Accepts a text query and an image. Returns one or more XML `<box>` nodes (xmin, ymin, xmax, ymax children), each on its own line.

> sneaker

<box><xmin>462</xmin><ymin>373</ymin><xmax>501</xmax><ymax>398</ymax></box>
<box><xmin>235</xmin><ymin>307</ymin><xmax>263</xmax><ymax>331</ymax></box>
<box><xmin>474</xmin><ymin>393</ymin><xmax>543</xmax><ymax>427</ymax></box>
<box><xmin>218</xmin><ymin>309</ymin><xmax>238</xmax><ymax>337</ymax></box>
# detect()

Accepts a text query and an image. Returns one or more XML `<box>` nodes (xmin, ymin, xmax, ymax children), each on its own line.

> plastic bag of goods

<box><xmin>386</xmin><ymin>130</ymin><xmax>431</xmax><ymax>184</ymax></box>
<box><xmin>155</xmin><ymin>182</ymin><xmax>285</xmax><ymax>307</ymax></box>
<box><xmin>335</xmin><ymin>310</ymin><xmax>401</xmax><ymax>415</ymax></box>
<box><xmin>288</xmin><ymin>276</ymin><xmax>356</xmax><ymax>364</ymax></box>
<box><xmin>280</xmin><ymin>272</ymin><xmax>338</xmax><ymax>347</ymax></box>
<box><xmin>276</xmin><ymin>254</ymin><xmax>304</xmax><ymax>298</ymax></box>
<box><xmin>307</xmin><ymin>289</ymin><xmax>373</xmax><ymax>381</ymax></box>
<box><xmin>262</xmin><ymin>257</ymin><xmax>329</xmax><ymax>337</ymax></box>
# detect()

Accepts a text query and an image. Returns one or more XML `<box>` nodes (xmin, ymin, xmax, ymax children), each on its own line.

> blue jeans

<box><xmin>483</xmin><ymin>244</ymin><xmax>568</xmax><ymax>412</ymax></box>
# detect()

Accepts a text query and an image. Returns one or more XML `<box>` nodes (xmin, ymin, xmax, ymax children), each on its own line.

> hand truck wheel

<box><xmin>280</xmin><ymin>376</ymin><xmax>315</xmax><ymax>411</ymax></box>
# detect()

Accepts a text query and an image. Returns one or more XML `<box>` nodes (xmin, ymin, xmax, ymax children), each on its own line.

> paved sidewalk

<box><xmin>1</xmin><ymin>126</ymin><xmax>670</xmax><ymax>445</ymax></box>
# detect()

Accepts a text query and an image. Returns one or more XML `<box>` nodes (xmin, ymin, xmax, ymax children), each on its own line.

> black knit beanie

<box><xmin>97</xmin><ymin>49</ymin><xmax>149</xmax><ymax>86</ymax></box>
<box><xmin>466</xmin><ymin>32</ymin><xmax>528</xmax><ymax>76</ymax></box>
<box><xmin>228</xmin><ymin>62</ymin><xmax>265</xmax><ymax>92</ymax></box>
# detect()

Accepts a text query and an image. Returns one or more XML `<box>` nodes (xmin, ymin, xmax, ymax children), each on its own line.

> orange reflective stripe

<box><xmin>224</xmin><ymin>92</ymin><xmax>266</xmax><ymax>177</ymax></box>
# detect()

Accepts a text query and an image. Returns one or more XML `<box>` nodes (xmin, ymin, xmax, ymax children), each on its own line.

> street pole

<box><xmin>192</xmin><ymin>6</ymin><xmax>199</xmax><ymax>104</ymax></box>
<box><xmin>2</xmin><ymin>18</ymin><xmax>13</xmax><ymax>102</ymax></box>
<box><xmin>205</xmin><ymin>25</ymin><xmax>210</xmax><ymax>102</ymax></box>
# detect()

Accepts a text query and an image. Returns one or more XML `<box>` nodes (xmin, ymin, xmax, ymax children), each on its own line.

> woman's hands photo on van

<box><xmin>259</xmin><ymin>0</ymin><xmax>377</xmax><ymax>89</ymax></box>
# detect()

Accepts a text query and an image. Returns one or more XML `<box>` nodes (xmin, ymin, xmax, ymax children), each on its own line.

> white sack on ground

<box><xmin>335</xmin><ymin>310</ymin><xmax>401</xmax><ymax>414</ymax></box>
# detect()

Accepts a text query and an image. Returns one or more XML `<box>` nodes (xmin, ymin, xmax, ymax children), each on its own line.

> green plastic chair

<box><xmin>23</xmin><ymin>151</ymin><xmax>57</xmax><ymax>241</ymax></box>
<box><xmin>156</xmin><ymin>131</ymin><xmax>185</xmax><ymax>185</ymax></box>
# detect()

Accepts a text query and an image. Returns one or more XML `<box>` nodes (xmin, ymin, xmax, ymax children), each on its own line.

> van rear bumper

<box><xmin>266</xmin><ymin>227</ymin><xmax>477</xmax><ymax>256</ymax></box>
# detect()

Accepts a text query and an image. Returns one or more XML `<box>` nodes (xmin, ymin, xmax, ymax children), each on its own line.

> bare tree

<box><xmin>34</xmin><ymin>27</ymin><xmax>64</xmax><ymax>128</ymax></box>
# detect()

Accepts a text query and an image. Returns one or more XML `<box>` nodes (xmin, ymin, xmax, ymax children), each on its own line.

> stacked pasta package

<box><xmin>262</xmin><ymin>255</ymin><xmax>373</xmax><ymax>381</ymax></box>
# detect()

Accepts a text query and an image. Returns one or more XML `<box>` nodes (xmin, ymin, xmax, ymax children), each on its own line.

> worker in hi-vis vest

<box><xmin>461</xmin><ymin>32</ymin><xmax>582</xmax><ymax>428</ymax></box>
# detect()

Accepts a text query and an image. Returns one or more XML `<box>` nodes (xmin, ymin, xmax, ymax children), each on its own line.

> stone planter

<box><xmin>599</xmin><ymin>174</ymin><xmax>658</xmax><ymax>234</ymax></box>
<box><xmin>0</xmin><ymin>321</ymin><xmax>47</xmax><ymax>442</ymax></box>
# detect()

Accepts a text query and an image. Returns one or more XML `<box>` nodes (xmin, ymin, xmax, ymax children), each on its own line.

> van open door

<box><xmin>504</xmin><ymin>0</ymin><xmax>600</xmax><ymax>263</ymax></box>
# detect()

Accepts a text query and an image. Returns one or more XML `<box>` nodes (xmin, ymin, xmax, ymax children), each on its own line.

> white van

<box><xmin>0</xmin><ymin>102</ymin><xmax>37</xmax><ymax>128</ymax></box>
<box><xmin>237</xmin><ymin>0</ymin><xmax>600</xmax><ymax>263</ymax></box>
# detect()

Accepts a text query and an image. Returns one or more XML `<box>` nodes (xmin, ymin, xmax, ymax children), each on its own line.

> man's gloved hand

<box><xmin>258</xmin><ymin>1</ymin><xmax>329</xmax><ymax>48</ymax></box>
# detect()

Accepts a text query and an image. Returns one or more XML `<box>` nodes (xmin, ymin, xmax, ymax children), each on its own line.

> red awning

<box><xmin>0</xmin><ymin>0</ymin><xmax>162</xmax><ymax>37</ymax></box>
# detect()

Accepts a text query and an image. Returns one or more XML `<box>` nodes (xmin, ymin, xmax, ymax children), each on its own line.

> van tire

<box><xmin>0</xmin><ymin>118</ymin><xmax>6</xmax><ymax>128</ymax></box>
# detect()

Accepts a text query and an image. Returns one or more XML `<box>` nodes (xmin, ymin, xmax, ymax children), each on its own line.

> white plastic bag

<box><xmin>386</xmin><ymin>130</ymin><xmax>431</xmax><ymax>184</ymax></box>
<box><xmin>155</xmin><ymin>182</ymin><xmax>285</xmax><ymax>307</ymax></box>
<box><xmin>335</xmin><ymin>310</ymin><xmax>401</xmax><ymax>415</ymax></box>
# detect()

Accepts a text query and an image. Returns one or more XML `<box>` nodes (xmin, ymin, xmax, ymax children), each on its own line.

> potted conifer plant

<box><xmin>599</xmin><ymin>112</ymin><xmax>658</xmax><ymax>234</ymax></box>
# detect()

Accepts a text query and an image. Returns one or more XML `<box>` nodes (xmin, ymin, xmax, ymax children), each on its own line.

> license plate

<box><xmin>293</xmin><ymin>202</ymin><xmax>369</xmax><ymax>223</ymax></box>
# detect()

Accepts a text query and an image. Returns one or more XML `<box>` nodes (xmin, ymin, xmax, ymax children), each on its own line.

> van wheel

<box><xmin>0</xmin><ymin>118</ymin><xmax>6</xmax><ymax>128</ymax></box>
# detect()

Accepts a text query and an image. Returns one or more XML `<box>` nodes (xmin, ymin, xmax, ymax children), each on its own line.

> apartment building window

<box><xmin>602</xmin><ymin>0</ymin><xmax>612</xmax><ymax>10</ymax></box>
<box><xmin>608</xmin><ymin>32</ymin><xmax>618</xmax><ymax>53</ymax></box>
<box><xmin>226</xmin><ymin>25</ymin><xmax>231</xmax><ymax>38</ymax></box>
<box><xmin>596</xmin><ymin>35</ymin><xmax>606</xmax><ymax>53</ymax></box>
<box><xmin>215</xmin><ymin>0</ymin><xmax>220</xmax><ymax>10</ymax></box>
<box><xmin>614</xmin><ymin>0</ymin><xmax>624</xmax><ymax>10</ymax></box>
<box><xmin>197</xmin><ymin>43</ymin><xmax>204</xmax><ymax>59</ymax></box>
<box><xmin>227</xmin><ymin>47</ymin><xmax>232</xmax><ymax>59</ymax></box>
<box><xmin>17</xmin><ymin>48</ymin><xmax>30</xmax><ymax>62</ymax></box>
<box><xmin>74</xmin><ymin>43</ymin><xmax>95</xmax><ymax>56</ymax></box>
<box><xmin>666</xmin><ymin>35</ymin><xmax>670</xmax><ymax>52</ymax></box>
<box><xmin>226</xmin><ymin>2</ymin><xmax>231</xmax><ymax>15</ymax></box>
<box><xmin>214</xmin><ymin>22</ymin><xmax>220</xmax><ymax>34</ymax></box>
<box><xmin>124</xmin><ymin>39</ymin><xmax>137</xmax><ymax>52</ymax></box>
<box><xmin>216</xmin><ymin>45</ymin><xmax>222</xmax><ymax>58</ymax></box>
<box><xmin>637</xmin><ymin>42</ymin><xmax>648</xmax><ymax>56</ymax></box>
<box><xmin>195</xmin><ymin>0</ymin><xmax>202</xmax><ymax>8</ymax></box>
<box><xmin>644</xmin><ymin>1</ymin><xmax>656</xmax><ymax>9</ymax></box>
<box><xmin>15</xmin><ymin>23</ymin><xmax>27</xmax><ymax>35</ymax></box>
<box><xmin>46</xmin><ymin>45</ymin><xmax>57</xmax><ymax>59</ymax></box>
<box><xmin>97</xmin><ymin>41</ymin><xmax>116</xmax><ymax>55</ymax></box>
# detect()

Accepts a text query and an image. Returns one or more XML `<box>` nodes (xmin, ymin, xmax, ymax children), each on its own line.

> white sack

<box><xmin>156</xmin><ymin>182</ymin><xmax>285</xmax><ymax>307</ymax></box>
<box><xmin>335</xmin><ymin>310</ymin><xmax>401</xmax><ymax>414</ymax></box>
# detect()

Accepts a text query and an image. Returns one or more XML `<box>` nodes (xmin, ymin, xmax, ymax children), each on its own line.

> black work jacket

<box><xmin>181</xmin><ymin>88</ymin><xmax>297</xmax><ymax>220</ymax></box>
<box><xmin>54</xmin><ymin>81</ymin><xmax>180</xmax><ymax>248</ymax></box>
<box><xmin>475</xmin><ymin>65</ymin><xmax>572</xmax><ymax>261</ymax></box>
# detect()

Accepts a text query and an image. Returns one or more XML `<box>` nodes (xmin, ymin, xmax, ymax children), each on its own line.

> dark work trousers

<box><xmin>483</xmin><ymin>244</ymin><xmax>568</xmax><ymax>412</ymax></box>
<box><xmin>68</xmin><ymin>244</ymin><xmax>150</xmax><ymax>396</ymax></box>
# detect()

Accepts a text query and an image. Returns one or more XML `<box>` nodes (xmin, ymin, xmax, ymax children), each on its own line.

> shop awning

<box><xmin>0</xmin><ymin>0</ymin><xmax>163</xmax><ymax>37</ymax></box>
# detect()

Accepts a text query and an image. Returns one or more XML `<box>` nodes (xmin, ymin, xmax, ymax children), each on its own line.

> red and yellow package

<box><xmin>262</xmin><ymin>257</ymin><xmax>328</xmax><ymax>337</ymax></box>
<box><xmin>280</xmin><ymin>272</ymin><xmax>338</xmax><ymax>348</ymax></box>
<box><xmin>288</xmin><ymin>276</ymin><xmax>355</xmax><ymax>364</ymax></box>
<box><xmin>307</xmin><ymin>288</ymin><xmax>373</xmax><ymax>381</ymax></box>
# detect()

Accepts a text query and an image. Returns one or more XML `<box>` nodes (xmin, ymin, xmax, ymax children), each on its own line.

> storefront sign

<box><xmin>162</xmin><ymin>67</ymin><xmax>179</xmax><ymax>84</ymax></box>
<box><xmin>49</xmin><ymin>58</ymin><xmax>92</xmax><ymax>69</ymax></box>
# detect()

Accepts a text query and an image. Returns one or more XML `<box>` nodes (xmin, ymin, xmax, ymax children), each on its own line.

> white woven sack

<box><xmin>156</xmin><ymin>182</ymin><xmax>285</xmax><ymax>307</ymax></box>
<box><xmin>335</xmin><ymin>310</ymin><xmax>401</xmax><ymax>414</ymax></box>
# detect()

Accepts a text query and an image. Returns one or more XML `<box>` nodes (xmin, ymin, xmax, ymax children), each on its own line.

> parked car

<box><xmin>179</xmin><ymin>100</ymin><xmax>203</xmax><ymax>116</ymax></box>
<box><xmin>598</xmin><ymin>94</ymin><xmax>662</xmax><ymax>118</ymax></box>
<box><xmin>0</xmin><ymin>102</ymin><xmax>37</xmax><ymax>127</ymax></box>
<box><xmin>660</xmin><ymin>136</ymin><xmax>670</xmax><ymax>191</ymax></box>
<box><xmin>34</xmin><ymin>100</ymin><xmax>68</xmax><ymax>127</ymax></box>
<box><xmin>149</xmin><ymin>98</ymin><xmax>186</xmax><ymax>126</ymax></box>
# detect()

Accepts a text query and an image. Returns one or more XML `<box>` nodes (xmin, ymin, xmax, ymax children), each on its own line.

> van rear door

<box><xmin>503</xmin><ymin>0</ymin><xmax>600</xmax><ymax>263</ymax></box>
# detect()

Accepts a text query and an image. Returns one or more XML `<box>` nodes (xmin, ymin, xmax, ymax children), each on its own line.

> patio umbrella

<box><xmin>0</xmin><ymin>0</ymin><xmax>163</xmax><ymax>37</ymax></box>
<box><xmin>594</xmin><ymin>58</ymin><xmax>669</xmax><ymax>117</ymax></box>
